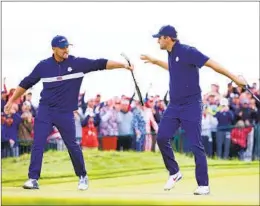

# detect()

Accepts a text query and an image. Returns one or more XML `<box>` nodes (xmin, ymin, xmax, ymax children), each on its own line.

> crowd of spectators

<box><xmin>1</xmin><ymin>78</ymin><xmax>260</xmax><ymax>161</ymax></box>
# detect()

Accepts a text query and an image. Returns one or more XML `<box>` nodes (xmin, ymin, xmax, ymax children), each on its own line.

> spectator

<box><xmin>243</xmin><ymin>119</ymin><xmax>255</xmax><ymax>162</ymax></box>
<box><xmin>23</xmin><ymin>92</ymin><xmax>37</xmax><ymax>117</ymax></box>
<box><xmin>236</xmin><ymin>98</ymin><xmax>258</xmax><ymax>124</ymax></box>
<box><xmin>229</xmin><ymin>94</ymin><xmax>240</xmax><ymax>120</ymax></box>
<box><xmin>230</xmin><ymin>120</ymin><xmax>252</xmax><ymax>160</ymax></box>
<box><xmin>116</xmin><ymin>100</ymin><xmax>134</xmax><ymax>151</ymax></box>
<box><xmin>18</xmin><ymin>109</ymin><xmax>34</xmax><ymax>155</ymax></box>
<box><xmin>206</xmin><ymin>94</ymin><xmax>220</xmax><ymax>116</ymax></box>
<box><xmin>99</xmin><ymin>99</ymin><xmax>119</xmax><ymax>137</ymax></box>
<box><xmin>3</xmin><ymin>104</ymin><xmax>22</xmax><ymax>157</ymax></box>
<box><xmin>154</xmin><ymin>100</ymin><xmax>165</xmax><ymax>124</ymax></box>
<box><xmin>81</xmin><ymin>99</ymin><xmax>100</xmax><ymax>149</ymax></box>
<box><xmin>225</xmin><ymin>83</ymin><xmax>238</xmax><ymax>99</ymax></box>
<box><xmin>132</xmin><ymin>100</ymin><xmax>146</xmax><ymax>151</ymax></box>
<box><xmin>81</xmin><ymin>116</ymin><xmax>99</xmax><ymax>150</ymax></box>
<box><xmin>1</xmin><ymin>112</ymin><xmax>9</xmax><ymax>158</ymax></box>
<box><xmin>142</xmin><ymin>99</ymin><xmax>158</xmax><ymax>151</ymax></box>
<box><xmin>214</xmin><ymin>98</ymin><xmax>234</xmax><ymax>159</ymax></box>
<box><xmin>74</xmin><ymin>110</ymin><xmax>84</xmax><ymax>145</ymax></box>
<box><xmin>201</xmin><ymin>107</ymin><xmax>218</xmax><ymax>157</ymax></box>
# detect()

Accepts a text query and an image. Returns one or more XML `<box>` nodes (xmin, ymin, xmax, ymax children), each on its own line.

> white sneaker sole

<box><xmin>78</xmin><ymin>185</ymin><xmax>89</xmax><ymax>190</ymax></box>
<box><xmin>194</xmin><ymin>191</ymin><xmax>210</xmax><ymax>195</ymax></box>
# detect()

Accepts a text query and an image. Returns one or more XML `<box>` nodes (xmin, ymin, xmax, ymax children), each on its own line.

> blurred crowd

<box><xmin>1</xmin><ymin>79</ymin><xmax>260</xmax><ymax>161</ymax></box>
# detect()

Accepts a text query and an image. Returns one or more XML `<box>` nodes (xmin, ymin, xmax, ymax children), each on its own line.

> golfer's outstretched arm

<box><xmin>106</xmin><ymin>60</ymin><xmax>128</xmax><ymax>70</ymax></box>
<box><xmin>140</xmin><ymin>54</ymin><xmax>168</xmax><ymax>70</ymax></box>
<box><xmin>152</xmin><ymin>59</ymin><xmax>168</xmax><ymax>70</ymax></box>
<box><xmin>205</xmin><ymin>59</ymin><xmax>246</xmax><ymax>87</ymax></box>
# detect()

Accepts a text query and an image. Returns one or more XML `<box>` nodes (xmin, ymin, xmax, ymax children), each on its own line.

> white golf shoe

<box><xmin>194</xmin><ymin>186</ymin><xmax>210</xmax><ymax>195</ymax></box>
<box><xmin>23</xmin><ymin>179</ymin><xmax>39</xmax><ymax>189</ymax></box>
<box><xmin>78</xmin><ymin>176</ymin><xmax>89</xmax><ymax>190</ymax></box>
<box><xmin>164</xmin><ymin>171</ymin><xmax>182</xmax><ymax>191</ymax></box>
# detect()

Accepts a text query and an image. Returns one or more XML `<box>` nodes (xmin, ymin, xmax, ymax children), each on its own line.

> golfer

<box><xmin>140</xmin><ymin>25</ymin><xmax>246</xmax><ymax>195</ymax></box>
<box><xmin>4</xmin><ymin>35</ymin><xmax>134</xmax><ymax>190</ymax></box>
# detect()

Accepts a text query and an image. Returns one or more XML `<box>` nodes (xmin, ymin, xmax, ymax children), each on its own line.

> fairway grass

<box><xmin>2</xmin><ymin>150</ymin><xmax>260</xmax><ymax>205</ymax></box>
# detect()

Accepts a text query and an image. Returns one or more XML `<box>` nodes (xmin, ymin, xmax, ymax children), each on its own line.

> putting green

<box><xmin>2</xmin><ymin>151</ymin><xmax>259</xmax><ymax>205</ymax></box>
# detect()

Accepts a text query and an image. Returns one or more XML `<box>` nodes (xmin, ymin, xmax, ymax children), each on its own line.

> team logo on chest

<box><xmin>68</xmin><ymin>67</ymin><xmax>73</xmax><ymax>72</ymax></box>
<box><xmin>175</xmin><ymin>56</ymin><xmax>179</xmax><ymax>62</ymax></box>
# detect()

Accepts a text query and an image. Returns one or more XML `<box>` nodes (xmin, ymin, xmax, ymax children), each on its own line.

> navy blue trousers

<box><xmin>157</xmin><ymin>100</ymin><xmax>209</xmax><ymax>186</ymax></box>
<box><xmin>28</xmin><ymin>106</ymin><xmax>87</xmax><ymax>180</ymax></box>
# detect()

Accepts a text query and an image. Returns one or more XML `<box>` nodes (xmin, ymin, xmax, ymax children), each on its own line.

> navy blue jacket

<box><xmin>19</xmin><ymin>55</ymin><xmax>108</xmax><ymax>112</ymax></box>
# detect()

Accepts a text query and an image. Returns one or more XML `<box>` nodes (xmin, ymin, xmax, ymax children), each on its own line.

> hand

<box><xmin>232</xmin><ymin>76</ymin><xmax>247</xmax><ymax>87</ymax></box>
<box><xmin>4</xmin><ymin>101</ymin><xmax>14</xmax><ymax>115</ymax></box>
<box><xmin>140</xmin><ymin>54</ymin><xmax>156</xmax><ymax>64</ymax></box>
<box><xmin>9</xmin><ymin>139</ymin><xmax>15</xmax><ymax>147</ymax></box>
<box><xmin>124</xmin><ymin>64</ymin><xmax>134</xmax><ymax>71</ymax></box>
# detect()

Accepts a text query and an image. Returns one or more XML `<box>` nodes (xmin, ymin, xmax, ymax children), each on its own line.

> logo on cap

<box><xmin>176</xmin><ymin>56</ymin><xmax>179</xmax><ymax>62</ymax></box>
<box><xmin>68</xmin><ymin>67</ymin><xmax>73</xmax><ymax>72</ymax></box>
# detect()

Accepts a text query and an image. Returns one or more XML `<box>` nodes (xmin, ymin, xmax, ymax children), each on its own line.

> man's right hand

<box><xmin>140</xmin><ymin>54</ymin><xmax>156</xmax><ymax>64</ymax></box>
<box><xmin>4</xmin><ymin>101</ymin><xmax>13</xmax><ymax>115</ymax></box>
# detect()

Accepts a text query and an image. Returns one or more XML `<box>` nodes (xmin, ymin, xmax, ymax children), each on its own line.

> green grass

<box><xmin>2</xmin><ymin>150</ymin><xmax>259</xmax><ymax>186</ymax></box>
<box><xmin>2</xmin><ymin>150</ymin><xmax>260</xmax><ymax>205</ymax></box>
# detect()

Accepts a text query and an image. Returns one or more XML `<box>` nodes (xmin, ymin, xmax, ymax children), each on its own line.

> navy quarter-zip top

<box><xmin>19</xmin><ymin>55</ymin><xmax>108</xmax><ymax>112</ymax></box>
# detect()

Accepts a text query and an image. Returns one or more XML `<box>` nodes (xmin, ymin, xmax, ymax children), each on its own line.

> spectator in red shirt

<box><xmin>230</xmin><ymin>120</ymin><xmax>252</xmax><ymax>159</ymax></box>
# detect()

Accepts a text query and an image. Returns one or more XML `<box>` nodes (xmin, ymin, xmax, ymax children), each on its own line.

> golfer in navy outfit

<box><xmin>140</xmin><ymin>25</ymin><xmax>246</xmax><ymax>195</ymax></box>
<box><xmin>4</xmin><ymin>35</ymin><xmax>134</xmax><ymax>190</ymax></box>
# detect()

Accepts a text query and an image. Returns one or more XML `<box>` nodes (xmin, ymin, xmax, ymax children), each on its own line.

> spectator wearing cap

<box><xmin>116</xmin><ymin>100</ymin><xmax>134</xmax><ymax>151</ymax></box>
<box><xmin>214</xmin><ymin>98</ymin><xmax>234</xmax><ymax>159</ymax></box>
